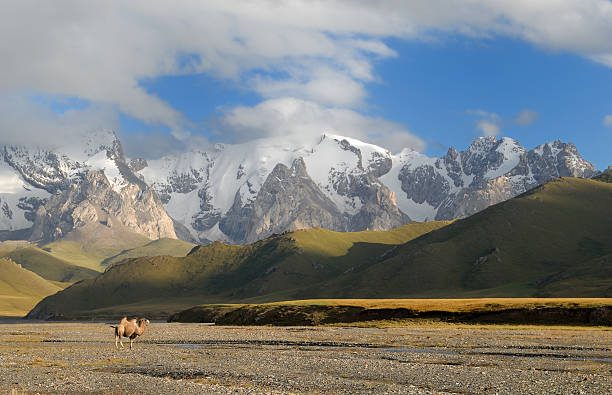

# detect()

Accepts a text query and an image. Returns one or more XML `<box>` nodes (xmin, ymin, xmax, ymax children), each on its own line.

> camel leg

<box><xmin>120</xmin><ymin>337</ymin><xmax>124</xmax><ymax>348</ymax></box>
<box><xmin>129</xmin><ymin>338</ymin><xmax>133</xmax><ymax>350</ymax></box>
<box><xmin>115</xmin><ymin>335</ymin><xmax>118</xmax><ymax>349</ymax></box>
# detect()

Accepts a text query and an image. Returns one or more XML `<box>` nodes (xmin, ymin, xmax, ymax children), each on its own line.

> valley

<box><xmin>2</xmin><ymin>3</ymin><xmax>612</xmax><ymax>394</ymax></box>
<box><xmin>26</xmin><ymin>175</ymin><xmax>612</xmax><ymax>320</ymax></box>
<box><xmin>0</xmin><ymin>321</ymin><xmax>610</xmax><ymax>394</ymax></box>
<box><xmin>0</xmin><ymin>131</ymin><xmax>609</xmax><ymax>322</ymax></box>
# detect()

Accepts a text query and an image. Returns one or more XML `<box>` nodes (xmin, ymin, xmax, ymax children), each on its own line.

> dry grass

<box><xmin>264</xmin><ymin>298</ymin><xmax>612</xmax><ymax>312</ymax></box>
<box><xmin>328</xmin><ymin>318</ymin><xmax>612</xmax><ymax>331</ymax></box>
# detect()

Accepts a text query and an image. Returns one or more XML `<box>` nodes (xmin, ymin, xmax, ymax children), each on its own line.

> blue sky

<box><xmin>367</xmin><ymin>36</ymin><xmax>612</xmax><ymax>167</ymax></box>
<box><xmin>135</xmin><ymin>35</ymin><xmax>612</xmax><ymax>168</ymax></box>
<box><xmin>1</xmin><ymin>1</ymin><xmax>611</xmax><ymax>169</ymax></box>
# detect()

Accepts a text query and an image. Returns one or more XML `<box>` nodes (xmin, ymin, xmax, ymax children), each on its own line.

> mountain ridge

<box><xmin>0</xmin><ymin>130</ymin><xmax>595</xmax><ymax>244</ymax></box>
<box><xmin>26</xmin><ymin>176</ymin><xmax>612</xmax><ymax>319</ymax></box>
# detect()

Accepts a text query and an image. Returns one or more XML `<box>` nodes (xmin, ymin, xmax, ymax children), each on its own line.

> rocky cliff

<box><xmin>0</xmin><ymin>130</ymin><xmax>596</xmax><ymax>245</ymax></box>
<box><xmin>29</xmin><ymin>170</ymin><xmax>176</xmax><ymax>243</ymax></box>
<box><xmin>383</xmin><ymin>137</ymin><xmax>595</xmax><ymax>221</ymax></box>
<box><xmin>1</xmin><ymin>130</ymin><xmax>177</xmax><ymax>242</ymax></box>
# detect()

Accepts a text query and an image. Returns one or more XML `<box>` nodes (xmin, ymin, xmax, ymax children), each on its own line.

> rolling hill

<box><xmin>26</xmin><ymin>221</ymin><xmax>451</xmax><ymax>319</ymax></box>
<box><xmin>27</xmin><ymin>176</ymin><xmax>612</xmax><ymax>319</ymax></box>
<box><xmin>0</xmin><ymin>240</ymin><xmax>30</xmax><ymax>256</ymax></box>
<box><xmin>40</xmin><ymin>223</ymin><xmax>152</xmax><ymax>271</ymax></box>
<box><xmin>0</xmin><ymin>230</ymin><xmax>197</xmax><ymax>315</ymax></box>
<box><xmin>101</xmin><ymin>237</ymin><xmax>197</xmax><ymax>268</ymax></box>
<box><xmin>3</xmin><ymin>246</ymin><xmax>100</xmax><ymax>283</ymax></box>
<box><xmin>311</xmin><ymin>177</ymin><xmax>612</xmax><ymax>298</ymax></box>
<box><xmin>0</xmin><ymin>258</ymin><xmax>62</xmax><ymax>316</ymax></box>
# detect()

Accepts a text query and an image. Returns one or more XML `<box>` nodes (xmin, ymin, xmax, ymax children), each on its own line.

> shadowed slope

<box><xmin>4</xmin><ymin>246</ymin><xmax>100</xmax><ymax>283</ymax></box>
<box><xmin>102</xmin><ymin>237</ymin><xmax>196</xmax><ymax>268</ymax></box>
<box><xmin>316</xmin><ymin>177</ymin><xmax>612</xmax><ymax>298</ymax></box>
<box><xmin>27</xmin><ymin>178</ymin><xmax>612</xmax><ymax>319</ymax></box>
<box><xmin>41</xmin><ymin>223</ymin><xmax>151</xmax><ymax>271</ymax></box>
<box><xmin>27</xmin><ymin>222</ymin><xmax>450</xmax><ymax>319</ymax></box>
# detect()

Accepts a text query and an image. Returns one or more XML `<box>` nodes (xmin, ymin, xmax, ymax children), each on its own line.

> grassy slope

<box><xmin>0</xmin><ymin>240</ymin><xmax>30</xmax><ymax>256</ymax></box>
<box><xmin>188</xmin><ymin>298</ymin><xmax>612</xmax><ymax>312</ymax></box>
<box><xmin>291</xmin><ymin>222</ymin><xmax>451</xmax><ymax>256</ymax></box>
<box><xmin>41</xmin><ymin>223</ymin><xmax>151</xmax><ymax>271</ymax></box>
<box><xmin>2</xmin><ymin>230</ymin><xmax>193</xmax><ymax>314</ymax></box>
<box><xmin>170</xmin><ymin>298</ymin><xmax>612</xmax><ymax>326</ymax></box>
<box><xmin>0</xmin><ymin>258</ymin><xmax>61</xmax><ymax>316</ymax></box>
<box><xmin>533</xmin><ymin>253</ymin><xmax>612</xmax><ymax>297</ymax></box>
<box><xmin>27</xmin><ymin>222</ymin><xmax>451</xmax><ymax>318</ymax></box>
<box><xmin>102</xmin><ymin>237</ymin><xmax>196</xmax><ymax>267</ymax></box>
<box><xmin>323</xmin><ymin>177</ymin><xmax>612</xmax><ymax>298</ymax></box>
<box><xmin>4</xmin><ymin>246</ymin><xmax>100</xmax><ymax>283</ymax></box>
<box><xmin>594</xmin><ymin>168</ymin><xmax>612</xmax><ymax>183</ymax></box>
<box><xmin>27</xmin><ymin>178</ymin><xmax>612</xmax><ymax>319</ymax></box>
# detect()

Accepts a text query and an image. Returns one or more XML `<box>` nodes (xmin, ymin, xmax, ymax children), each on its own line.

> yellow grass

<box><xmin>329</xmin><ymin>319</ymin><xmax>612</xmax><ymax>331</ymax></box>
<box><xmin>252</xmin><ymin>298</ymin><xmax>612</xmax><ymax>312</ymax></box>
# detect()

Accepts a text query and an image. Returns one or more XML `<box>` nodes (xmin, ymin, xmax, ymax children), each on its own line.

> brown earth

<box><xmin>0</xmin><ymin>320</ymin><xmax>610</xmax><ymax>394</ymax></box>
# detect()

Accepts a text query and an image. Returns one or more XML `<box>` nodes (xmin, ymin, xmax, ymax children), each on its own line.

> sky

<box><xmin>0</xmin><ymin>1</ymin><xmax>611</xmax><ymax>169</ymax></box>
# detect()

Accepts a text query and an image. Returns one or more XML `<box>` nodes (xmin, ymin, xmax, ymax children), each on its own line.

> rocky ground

<box><xmin>0</xmin><ymin>320</ymin><xmax>610</xmax><ymax>394</ymax></box>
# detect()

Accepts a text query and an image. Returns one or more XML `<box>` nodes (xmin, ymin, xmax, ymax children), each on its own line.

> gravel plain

<box><xmin>0</xmin><ymin>320</ymin><xmax>610</xmax><ymax>394</ymax></box>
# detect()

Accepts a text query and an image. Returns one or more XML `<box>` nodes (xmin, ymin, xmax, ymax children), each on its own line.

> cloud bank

<box><xmin>1</xmin><ymin>1</ymin><xmax>611</xmax><ymax>154</ymax></box>
<box><xmin>213</xmin><ymin>97</ymin><xmax>425</xmax><ymax>153</ymax></box>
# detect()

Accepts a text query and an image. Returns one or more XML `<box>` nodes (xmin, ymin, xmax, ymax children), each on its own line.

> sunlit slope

<box><xmin>320</xmin><ymin>177</ymin><xmax>612</xmax><ymax>298</ymax></box>
<box><xmin>102</xmin><ymin>237</ymin><xmax>196</xmax><ymax>267</ymax></box>
<box><xmin>27</xmin><ymin>221</ymin><xmax>450</xmax><ymax>318</ymax></box>
<box><xmin>593</xmin><ymin>167</ymin><xmax>612</xmax><ymax>183</ymax></box>
<box><xmin>28</xmin><ymin>178</ymin><xmax>612</xmax><ymax>319</ymax></box>
<box><xmin>40</xmin><ymin>223</ymin><xmax>151</xmax><ymax>271</ymax></box>
<box><xmin>0</xmin><ymin>258</ymin><xmax>61</xmax><ymax>316</ymax></box>
<box><xmin>0</xmin><ymin>240</ymin><xmax>30</xmax><ymax>256</ymax></box>
<box><xmin>4</xmin><ymin>246</ymin><xmax>100</xmax><ymax>283</ymax></box>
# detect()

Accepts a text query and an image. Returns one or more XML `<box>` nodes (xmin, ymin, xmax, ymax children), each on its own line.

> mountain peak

<box><xmin>0</xmin><ymin>131</ymin><xmax>597</xmax><ymax>244</ymax></box>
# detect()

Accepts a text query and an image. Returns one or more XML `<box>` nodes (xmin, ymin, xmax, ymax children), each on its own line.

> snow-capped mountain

<box><xmin>385</xmin><ymin>137</ymin><xmax>595</xmax><ymax>220</ymax></box>
<box><xmin>0</xmin><ymin>130</ymin><xmax>175</xmax><ymax>242</ymax></box>
<box><xmin>139</xmin><ymin>134</ymin><xmax>406</xmax><ymax>243</ymax></box>
<box><xmin>137</xmin><ymin>134</ymin><xmax>594</xmax><ymax>243</ymax></box>
<box><xmin>0</xmin><ymin>130</ymin><xmax>595</xmax><ymax>244</ymax></box>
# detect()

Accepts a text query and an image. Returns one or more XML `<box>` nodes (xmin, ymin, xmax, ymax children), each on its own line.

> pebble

<box><xmin>0</xmin><ymin>322</ymin><xmax>610</xmax><ymax>394</ymax></box>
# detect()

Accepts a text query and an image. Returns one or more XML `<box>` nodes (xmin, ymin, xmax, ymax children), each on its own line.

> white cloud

<box><xmin>252</xmin><ymin>68</ymin><xmax>367</xmax><ymax>107</ymax></box>
<box><xmin>604</xmin><ymin>115</ymin><xmax>612</xmax><ymax>127</ymax></box>
<box><xmin>476</xmin><ymin>119</ymin><xmax>501</xmax><ymax>137</ymax></box>
<box><xmin>1</xmin><ymin>1</ymin><xmax>611</xmax><ymax>151</ymax></box>
<box><xmin>514</xmin><ymin>109</ymin><xmax>539</xmax><ymax>126</ymax></box>
<box><xmin>0</xmin><ymin>94</ymin><xmax>118</xmax><ymax>149</ymax></box>
<box><xmin>213</xmin><ymin>97</ymin><xmax>425</xmax><ymax>153</ymax></box>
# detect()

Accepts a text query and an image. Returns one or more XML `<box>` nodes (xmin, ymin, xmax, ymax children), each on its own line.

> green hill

<box><xmin>0</xmin><ymin>258</ymin><xmax>62</xmax><ymax>316</ymax></box>
<box><xmin>26</xmin><ymin>221</ymin><xmax>451</xmax><ymax>319</ymax></box>
<box><xmin>40</xmin><ymin>223</ymin><xmax>151</xmax><ymax>271</ymax></box>
<box><xmin>0</xmin><ymin>240</ymin><xmax>30</xmax><ymax>256</ymax></box>
<box><xmin>594</xmin><ymin>167</ymin><xmax>612</xmax><ymax>183</ymax></box>
<box><xmin>26</xmin><ymin>177</ymin><xmax>612</xmax><ymax>320</ymax></box>
<box><xmin>36</xmin><ymin>225</ymin><xmax>194</xmax><ymax>272</ymax></box>
<box><xmin>4</xmin><ymin>246</ymin><xmax>100</xmax><ymax>283</ymax></box>
<box><xmin>318</xmin><ymin>177</ymin><xmax>612</xmax><ymax>299</ymax></box>
<box><xmin>102</xmin><ymin>237</ymin><xmax>196</xmax><ymax>268</ymax></box>
<box><xmin>1</xmin><ymin>230</ymin><xmax>195</xmax><ymax>315</ymax></box>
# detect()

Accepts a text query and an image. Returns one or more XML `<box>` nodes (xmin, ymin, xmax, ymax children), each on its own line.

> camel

<box><xmin>110</xmin><ymin>316</ymin><xmax>150</xmax><ymax>349</ymax></box>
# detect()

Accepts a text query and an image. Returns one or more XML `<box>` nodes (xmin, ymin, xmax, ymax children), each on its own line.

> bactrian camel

<box><xmin>110</xmin><ymin>316</ymin><xmax>150</xmax><ymax>349</ymax></box>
